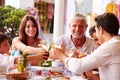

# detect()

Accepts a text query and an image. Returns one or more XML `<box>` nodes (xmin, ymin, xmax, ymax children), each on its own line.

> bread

<box><xmin>5</xmin><ymin>71</ymin><xmax>28</xmax><ymax>80</ymax></box>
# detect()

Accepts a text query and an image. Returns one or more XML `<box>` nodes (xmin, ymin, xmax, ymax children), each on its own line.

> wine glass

<box><xmin>40</xmin><ymin>39</ymin><xmax>53</xmax><ymax>66</ymax></box>
<box><xmin>66</xmin><ymin>47</ymin><xmax>86</xmax><ymax>58</ymax></box>
<box><xmin>65</xmin><ymin>47</ymin><xmax>77</xmax><ymax>57</ymax></box>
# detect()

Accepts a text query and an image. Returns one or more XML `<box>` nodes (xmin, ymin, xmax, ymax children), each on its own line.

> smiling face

<box><xmin>25</xmin><ymin>20</ymin><xmax>37</xmax><ymax>38</ymax></box>
<box><xmin>69</xmin><ymin>18</ymin><xmax>87</xmax><ymax>39</ymax></box>
<box><xmin>0</xmin><ymin>39</ymin><xmax>10</xmax><ymax>54</ymax></box>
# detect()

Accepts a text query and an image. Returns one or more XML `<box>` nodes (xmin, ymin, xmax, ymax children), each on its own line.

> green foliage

<box><xmin>0</xmin><ymin>5</ymin><xmax>27</xmax><ymax>44</ymax></box>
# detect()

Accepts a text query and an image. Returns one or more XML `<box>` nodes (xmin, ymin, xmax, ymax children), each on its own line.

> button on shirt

<box><xmin>0</xmin><ymin>54</ymin><xmax>15</xmax><ymax>72</ymax></box>
<box><xmin>65</xmin><ymin>36</ymin><xmax>120</xmax><ymax>80</ymax></box>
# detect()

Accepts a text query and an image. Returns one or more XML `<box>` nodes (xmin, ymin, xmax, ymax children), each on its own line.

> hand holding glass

<box><xmin>40</xmin><ymin>40</ymin><xmax>53</xmax><ymax>67</ymax></box>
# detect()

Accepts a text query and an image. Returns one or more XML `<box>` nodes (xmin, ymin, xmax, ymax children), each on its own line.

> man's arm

<box><xmin>49</xmin><ymin>44</ymin><xmax>68</xmax><ymax>64</ymax></box>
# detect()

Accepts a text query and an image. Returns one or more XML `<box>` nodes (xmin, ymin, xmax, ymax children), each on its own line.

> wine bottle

<box><xmin>17</xmin><ymin>55</ymin><xmax>24</xmax><ymax>72</ymax></box>
<box><xmin>23</xmin><ymin>51</ymin><xmax>28</xmax><ymax>69</ymax></box>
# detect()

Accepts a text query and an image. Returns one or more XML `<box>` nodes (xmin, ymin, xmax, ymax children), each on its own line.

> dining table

<box><xmin>0</xmin><ymin>60</ymin><xmax>87</xmax><ymax>80</ymax></box>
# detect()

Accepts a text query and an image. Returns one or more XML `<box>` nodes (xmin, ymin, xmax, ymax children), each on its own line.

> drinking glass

<box><xmin>66</xmin><ymin>47</ymin><xmax>78</xmax><ymax>57</ymax></box>
<box><xmin>40</xmin><ymin>39</ymin><xmax>53</xmax><ymax>67</ymax></box>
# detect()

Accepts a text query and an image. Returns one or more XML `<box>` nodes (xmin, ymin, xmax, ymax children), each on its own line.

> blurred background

<box><xmin>0</xmin><ymin>0</ymin><xmax>120</xmax><ymax>42</ymax></box>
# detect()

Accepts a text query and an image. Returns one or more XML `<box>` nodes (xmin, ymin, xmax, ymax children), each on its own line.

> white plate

<box><xmin>30</xmin><ymin>76</ymin><xmax>87</xmax><ymax>80</ymax></box>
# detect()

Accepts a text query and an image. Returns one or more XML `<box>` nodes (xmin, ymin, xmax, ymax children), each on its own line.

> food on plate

<box><xmin>44</xmin><ymin>76</ymin><xmax>51</xmax><ymax>80</ymax></box>
<box><xmin>5</xmin><ymin>71</ymin><xmax>28</xmax><ymax>80</ymax></box>
<box><xmin>79</xmin><ymin>53</ymin><xmax>86</xmax><ymax>58</ymax></box>
<box><xmin>36</xmin><ymin>70</ymin><xmax>63</xmax><ymax>77</ymax></box>
<box><xmin>49</xmin><ymin>70</ymin><xmax>63</xmax><ymax>77</ymax></box>
<box><xmin>60</xmin><ymin>77</ymin><xmax>70</xmax><ymax>80</ymax></box>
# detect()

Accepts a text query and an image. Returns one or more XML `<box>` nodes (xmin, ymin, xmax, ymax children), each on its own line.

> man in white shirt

<box><xmin>53</xmin><ymin>13</ymin><xmax>98</xmax><ymax>79</ymax></box>
<box><xmin>54</xmin><ymin>13</ymin><xmax>98</xmax><ymax>55</ymax></box>
<box><xmin>50</xmin><ymin>13</ymin><xmax>120</xmax><ymax>80</ymax></box>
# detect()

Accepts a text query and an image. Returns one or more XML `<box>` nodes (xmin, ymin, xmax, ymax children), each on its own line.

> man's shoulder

<box><xmin>54</xmin><ymin>34</ymin><xmax>71</xmax><ymax>44</ymax></box>
<box><xmin>57</xmin><ymin>34</ymin><xmax>70</xmax><ymax>40</ymax></box>
<box><xmin>85</xmin><ymin>37</ymin><xmax>97</xmax><ymax>46</ymax></box>
<box><xmin>86</xmin><ymin>37</ymin><xmax>95</xmax><ymax>42</ymax></box>
<box><xmin>0</xmin><ymin>53</ymin><xmax>10</xmax><ymax>58</ymax></box>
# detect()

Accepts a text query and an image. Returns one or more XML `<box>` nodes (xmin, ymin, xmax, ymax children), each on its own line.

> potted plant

<box><xmin>0</xmin><ymin>5</ymin><xmax>26</xmax><ymax>44</ymax></box>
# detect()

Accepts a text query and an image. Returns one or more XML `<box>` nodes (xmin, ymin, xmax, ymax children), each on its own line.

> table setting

<box><xmin>0</xmin><ymin>64</ymin><xmax>87</xmax><ymax>80</ymax></box>
<box><xmin>0</xmin><ymin>40</ymin><xmax>87</xmax><ymax>80</ymax></box>
<box><xmin>0</xmin><ymin>60</ymin><xmax>87</xmax><ymax>80</ymax></box>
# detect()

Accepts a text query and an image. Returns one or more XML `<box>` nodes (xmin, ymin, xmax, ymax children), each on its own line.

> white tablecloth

<box><xmin>30</xmin><ymin>66</ymin><xmax>87</xmax><ymax>80</ymax></box>
<box><xmin>0</xmin><ymin>66</ymin><xmax>87</xmax><ymax>80</ymax></box>
<box><xmin>30</xmin><ymin>76</ymin><xmax>87</xmax><ymax>80</ymax></box>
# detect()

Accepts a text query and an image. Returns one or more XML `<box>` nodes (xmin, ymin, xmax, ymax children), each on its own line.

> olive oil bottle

<box><xmin>17</xmin><ymin>51</ymin><xmax>28</xmax><ymax>72</ymax></box>
<box><xmin>23</xmin><ymin>51</ymin><xmax>28</xmax><ymax>69</ymax></box>
<box><xmin>17</xmin><ymin>55</ymin><xmax>24</xmax><ymax>72</ymax></box>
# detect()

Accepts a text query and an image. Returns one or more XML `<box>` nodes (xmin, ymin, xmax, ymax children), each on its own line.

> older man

<box><xmin>53</xmin><ymin>13</ymin><xmax>98</xmax><ymax>79</ymax></box>
<box><xmin>54</xmin><ymin>13</ymin><xmax>98</xmax><ymax>56</ymax></box>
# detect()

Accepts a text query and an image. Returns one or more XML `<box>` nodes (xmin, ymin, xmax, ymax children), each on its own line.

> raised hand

<box><xmin>49</xmin><ymin>44</ymin><xmax>65</xmax><ymax>60</ymax></box>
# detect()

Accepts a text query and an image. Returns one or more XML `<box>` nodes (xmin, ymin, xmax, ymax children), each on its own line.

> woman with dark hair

<box><xmin>19</xmin><ymin>15</ymin><xmax>39</xmax><ymax>45</ymax></box>
<box><xmin>11</xmin><ymin>15</ymin><xmax>48</xmax><ymax>57</ymax></box>
<box><xmin>26</xmin><ymin>7</ymin><xmax>44</xmax><ymax>39</ymax></box>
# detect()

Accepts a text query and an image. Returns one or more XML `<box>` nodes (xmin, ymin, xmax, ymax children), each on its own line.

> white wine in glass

<box><xmin>40</xmin><ymin>40</ymin><xmax>53</xmax><ymax>67</ymax></box>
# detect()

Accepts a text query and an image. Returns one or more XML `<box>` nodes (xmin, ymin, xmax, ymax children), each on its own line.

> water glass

<box><xmin>41</xmin><ymin>69</ymin><xmax>49</xmax><ymax>77</ymax></box>
<box><xmin>28</xmin><ymin>68</ymin><xmax>37</xmax><ymax>79</ymax></box>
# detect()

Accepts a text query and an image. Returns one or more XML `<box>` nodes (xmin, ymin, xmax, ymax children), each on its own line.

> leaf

<box><xmin>0</xmin><ymin>5</ymin><xmax>27</xmax><ymax>44</ymax></box>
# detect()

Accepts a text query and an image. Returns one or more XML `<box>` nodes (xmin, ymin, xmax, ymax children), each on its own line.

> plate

<box><xmin>30</xmin><ymin>76</ymin><xmax>87</xmax><ymax>80</ymax></box>
<box><xmin>31</xmin><ymin>66</ymin><xmax>52</xmax><ymax>70</ymax></box>
<box><xmin>35</xmin><ymin>69</ymin><xmax>64</xmax><ymax>77</ymax></box>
